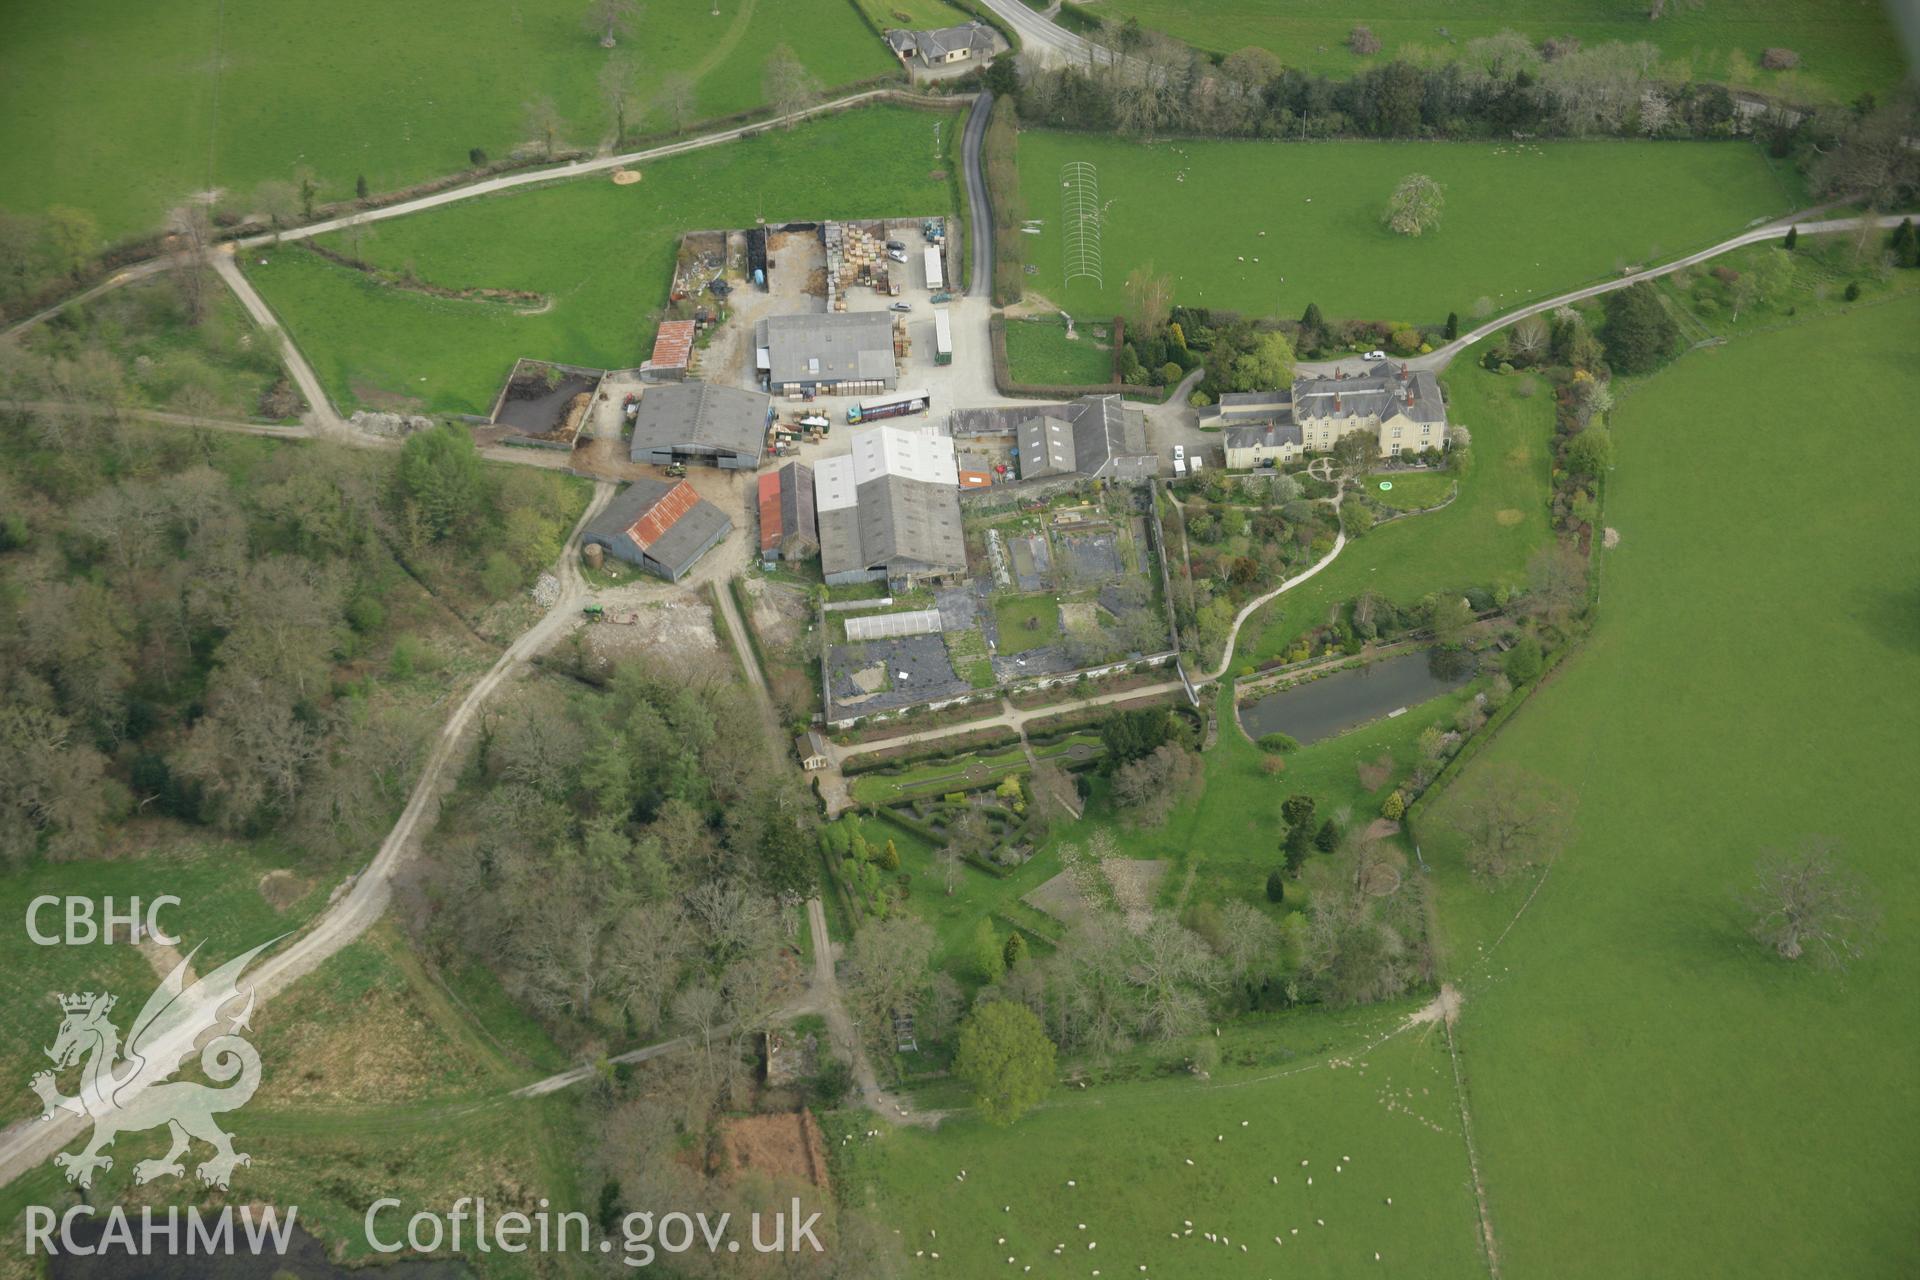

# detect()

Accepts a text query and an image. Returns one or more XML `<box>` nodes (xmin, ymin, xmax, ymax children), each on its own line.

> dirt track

<box><xmin>0</xmin><ymin>481</ymin><xmax>615</xmax><ymax>1189</ymax></box>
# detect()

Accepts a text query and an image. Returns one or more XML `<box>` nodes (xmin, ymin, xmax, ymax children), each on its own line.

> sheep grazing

<box><xmin>1184</xmin><ymin>1158</ymin><xmax>1195</xmax><ymax>1166</ymax></box>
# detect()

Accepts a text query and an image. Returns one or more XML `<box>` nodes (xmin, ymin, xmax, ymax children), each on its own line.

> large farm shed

<box><xmin>757</xmin><ymin>311</ymin><xmax>897</xmax><ymax>393</ymax></box>
<box><xmin>582</xmin><ymin>478</ymin><xmax>733</xmax><ymax>582</ymax></box>
<box><xmin>630</xmin><ymin>381</ymin><xmax>772</xmax><ymax>470</ymax></box>
<box><xmin>814</xmin><ymin>425</ymin><xmax>965</xmax><ymax>587</ymax></box>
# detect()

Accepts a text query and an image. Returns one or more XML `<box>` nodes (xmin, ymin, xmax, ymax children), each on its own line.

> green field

<box><xmin>1082</xmin><ymin>0</ymin><xmax>1905</xmax><ymax>105</ymax></box>
<box><xmin>0</xmin><ymin>837</ymin><xmax>331</xmax><ymax>1124</ymax></box>
<box><xmin>247</xmin><ymin>105</ymin><xmax>961</xmax><ymax>414</ymax></box>
<box><xmin>830</xmin><ymin>1008</ymin><xmax>1487</xmax><ymax>1276</ymax></box>
<box><xmin>1004</xmin><ymin>315</ymin><xmax>1116</xmax><ymax>384</ymax></box>
<box><xmin>1421</xmin><ymin>297</ymin><xmax>1920</xmax><ymax>1275</ymax></box>
<box><xmin>1016</xmin><ymin>131</ymin><xmax>1800</xmax><ymax>322</ymax></box>
<box><xmin>0</xmin><ymin>0</ymin><xmax>896</xmax><ymax>243</ymax></box>
<box><xmin>1368</xmin><ymin>469</ymin><xmax>1455</xmax><ymax>511</ymax></box>
<box><xmin>1244</xmin><ymin>353</ymin><xmax>1557</xmax><ymax>666</ymax></box>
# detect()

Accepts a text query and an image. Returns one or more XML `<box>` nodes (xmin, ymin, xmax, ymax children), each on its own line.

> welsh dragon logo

<box><xmin>30</xmin><ymin>939</ymin><xmax>276</xmax><ymax>1190</ymax></box>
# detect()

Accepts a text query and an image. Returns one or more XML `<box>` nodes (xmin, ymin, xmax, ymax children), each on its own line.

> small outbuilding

<box><xmin>794</xmin><ymin>730</ymin><xmax>830</xmax><ymax>771</ymax></box>
<box><xmin>582</xmin><ymin>477</ymin><xmax>733</xmax><ymax>582</ymax></box>
<box><xmin>643</xmin><ymin>319</ymin><xmax>696</xmax><ymax>381</ymax></box>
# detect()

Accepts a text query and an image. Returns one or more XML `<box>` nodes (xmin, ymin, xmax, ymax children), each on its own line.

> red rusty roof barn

<box><xmin>648</xmin><ymin>320</ymin><xmax>696</xmax><ymax>378</ymax></box>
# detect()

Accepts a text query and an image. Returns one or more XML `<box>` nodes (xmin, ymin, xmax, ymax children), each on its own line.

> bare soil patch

<box><xmin>1603</xmin><ymin>526</ymin><xmax>1621</xmax><ymax>548</ymax></box>
<box><xmin>1363</xmin><ymin>817</ymin><xmax>1402</xmax><ymax>842</ymax></box>
<box><xmin>580</xmin><ymin>590</ymin><xmax>720</xmax><ymax>673</ymax></box>
<box><xmin>1023</xmin><ymin>868</ymin><xmax>1094</xmax><ymax>926</ymax></box>
<box><xmin>1494</xmin><ymin>508</ymin><xmax>1525</xmax><ymax>527</ymax></box>
<box><xmin>258</xmin><ymin>869</ymin><xmax>308</xmax><ymax>912</ymax></box>
<box><xmin>716</xmin><ymin>1111</ymin><xmax>831</xmax><ymax>1194</ymax></box>
<box><xmin>742</xmin><ymin>576</ymin><xmax>809</xmax><ymax>653</ymax></box>
<box><xmin>1356</xmin><ymin>751</ymin><xmax>1393</xmax><ymax>790</ymax></box>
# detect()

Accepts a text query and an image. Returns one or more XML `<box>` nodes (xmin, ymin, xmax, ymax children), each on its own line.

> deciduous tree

<box><xmin>956</xmin><ymin>1001</ymin><xmax>1055</xmax><ymax>1125</ymax></box>
<box><xmin>1743</xmin><ymin>838</ymin><xmax>1880</xmax><ymax>970</ymax></box>
<box><xmin>1384</xmin><ymin>174</ymin><xmax>1444</xmax><ymax>237</ymax></box>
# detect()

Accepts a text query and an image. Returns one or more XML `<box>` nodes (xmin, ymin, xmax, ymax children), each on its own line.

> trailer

<box><xmin>933</xmin><ymin>309</ymin><xmax>952</xmax><ymax>366</ymax></box>
<box><xmin>847</xmin><ymin>389</ymin><xmax>932</xmax><ymax>425</ymax></box>
<box><xmin>923</xmin><ymin>246</ymin><xmax>944</xmax><ymax>293</ymax></box>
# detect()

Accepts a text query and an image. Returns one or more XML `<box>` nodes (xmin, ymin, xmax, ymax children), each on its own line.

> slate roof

<box><xmin>630</xmin><ymin>381</ymin><xmax>770</xmax><ymax>463</ymax></box>
<box><xmin>757</xmin><ymin>312</ymin><xmax>895</xmax><ymax>387</ymax></box>
<box><xmin>990</xmin><ymin>395</ymin><xmax>1151</xmax><ymax>482</ymax></box>
<box><xmin>885</xmin><ymin>21</ymin><xmax>995</xmax><ymax>61</ymax></box>
<box><xmin>585</xmin><ymin>478</ymin><xmax>733</xmax><ymax>578</ymax></box>
<box><xmin>1292</xmin><ymin>362</ymin><xmax>1444</xmax><ymax>424</ymax></box>
<box><xmin>1199</xmin><ymin>388</ymin><xmax>1294</xmax><ymax>427</ymax></box>
<box><xmin>1224</xmin><ymin>422</ymin><xmax>1304</xmax><ymax>451</ymax></box>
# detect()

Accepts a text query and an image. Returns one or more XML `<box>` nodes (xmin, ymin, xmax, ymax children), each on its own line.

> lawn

<box><xmin>852</xmin><ymin>0</ymin><xmax>977</xmax><ymax>29</ymax></box>
<box><xmin>874</xmin><ymin>812</ymin><xmax>1071</xmax><ymax>974</ymax></box>
<box><xmin>247</xmin><ymin>105</ymin><xmax>962</xmax><ymax>414</ymax></box>
<box><xmin>1418</xmin><ymin>297</ymin><xmax>1920</xmax><ymax>1276</ymax></box>
<box><xmin>1243</xmin><ymin>351</ymin><xmax>1557</xmax><ymax>667</ymax></box>
<box><xmin>0</xmin><ymin>0</ymin><xmax>896</xmax><ymax>242</ymax></box>
<box><xmin>828</xmin><ymin>1008</ymin><xmax>1488</xmax><ymax>1277</ymax></box>
<box><xmin>1014</xmin><ymin>131</ymin><xmax>1801</xmax><ymax>322</ymax></box>
<box><xmin>993</xmin><ymin>591</ymin><xmax>1065</xmax><ymax>653</ymax></box>
<box><xmin>1368</xmin><ymin>469</ymin><xmax>1455</xmax><ymax>511</ymax></box>
<box><xmin>1003</xmin><ymin>314</ymin><xmax>1116</xmax><ymax>385</ymax></box>
<box><xmin>1082</xmin><ymin>0</ymin><xmax>1905</xmax><ymax>106</ymax></box>
<box><xmin>1123</xmin><ymin>678</ymin><xmax>1480</xmax><ymax>913</ymax></box>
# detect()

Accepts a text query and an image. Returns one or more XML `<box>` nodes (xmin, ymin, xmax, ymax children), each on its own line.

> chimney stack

<box><xmin>1334</xmin><ymin>395</ymin><xmax>1342</xmax><ymax>414</ymax></box>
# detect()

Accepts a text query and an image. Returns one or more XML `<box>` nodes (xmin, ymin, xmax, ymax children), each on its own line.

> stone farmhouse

<box><xmin>1210</xmin><ymin>363</ymin><xmax>1447</xmax><ymax>470</ymax></box>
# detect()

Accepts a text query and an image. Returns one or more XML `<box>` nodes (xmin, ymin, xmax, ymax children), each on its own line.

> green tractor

<box><xmin>582</xmin><ymin>603</ymin><xmax>605</xmax><ymax>620</ymax></box>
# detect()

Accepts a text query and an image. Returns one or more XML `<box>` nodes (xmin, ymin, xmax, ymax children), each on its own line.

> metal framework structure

<box><xmin>1060</xmin><ymin>161</ymin><xmax>1104</xmax><ymax>289</ymax></box>
<box><xmin>843</xmin><ymin>608</ymin><xmax>944</xmax><ymax>642</ymax></box>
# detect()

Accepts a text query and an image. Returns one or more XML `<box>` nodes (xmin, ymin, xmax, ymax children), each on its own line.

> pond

<box><xmin>1240</xmin><ymin>649</ymin><xmax>1472</xmax><ymax>746</ymax></box>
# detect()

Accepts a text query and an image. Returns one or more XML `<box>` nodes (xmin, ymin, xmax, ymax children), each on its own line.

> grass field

<box><xmin>1081</xmin><ymin>0</ymin><xmax>1906</xmax><ymax>105</ymax></box>
<box><xmin>1244</xmin><ymin>352</ymin><xmax>1557</xmax><ymax>666</ymax></box>
<box><xmin>247</xmin><ymin>105</ymin><xmax>960</xmax><ymax>414</ymax></box>
<box><xmin>0</xmin><ymin>0</ymin><xmax>896</xmax><ymax>243</ymax></box>
<box><xmin>829</xmin><ymin>1006</ymin><xmax>1487</xmax><ymax>1276</ymax></box>
<box><xmin>1368</xmin><ymin>469</ymin><xmax>1455</xmax><ymax>511</ymax></box>
<box><xmin>0</xmin><ymin>835</ymin><xmax>332</xmax><ymax>1124</ymax></box>
<box><xmin>1015</xmin><ymin>131</ymin><xmax>1801</xmax><ymax>322</ymax></box>
<box><xmin>1003</xmin><ymin>314</ymin><xmax>1115</xmax><ymax>384</ymax></box>
<box><xmin>1418</xmin><ymin>297</ymin><xmax>1920</xmax><ymax>1276</ymax></box>
<box><xmin>0</xmin><ymin>925</ymin><xmax>577</xmax><ymax>1277</ymax></box>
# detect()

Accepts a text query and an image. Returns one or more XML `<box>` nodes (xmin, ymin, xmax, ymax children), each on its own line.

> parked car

<box><xmin>889</xmin><ymin>301</ymin><xmax>912</xmax><ymax>313</ymax></box>
<box><xmin>1363</xmin><ymin>349</ymin><xmax>1386</xmax><ymax>361</ymax></box>
<box><xmin>885</xmin><ymin>240</ymin><xmax>906</xmax><ymax>251</ymax></box>
<box><xmin>1173</xmin><ymin>444</ymin><xmax>1186</xmax><ymax>461</ymax></box>
<box><xmin>886</xmin><ymin>249</ymin><xmax>908</xmax><ymax>263</ymax></box>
